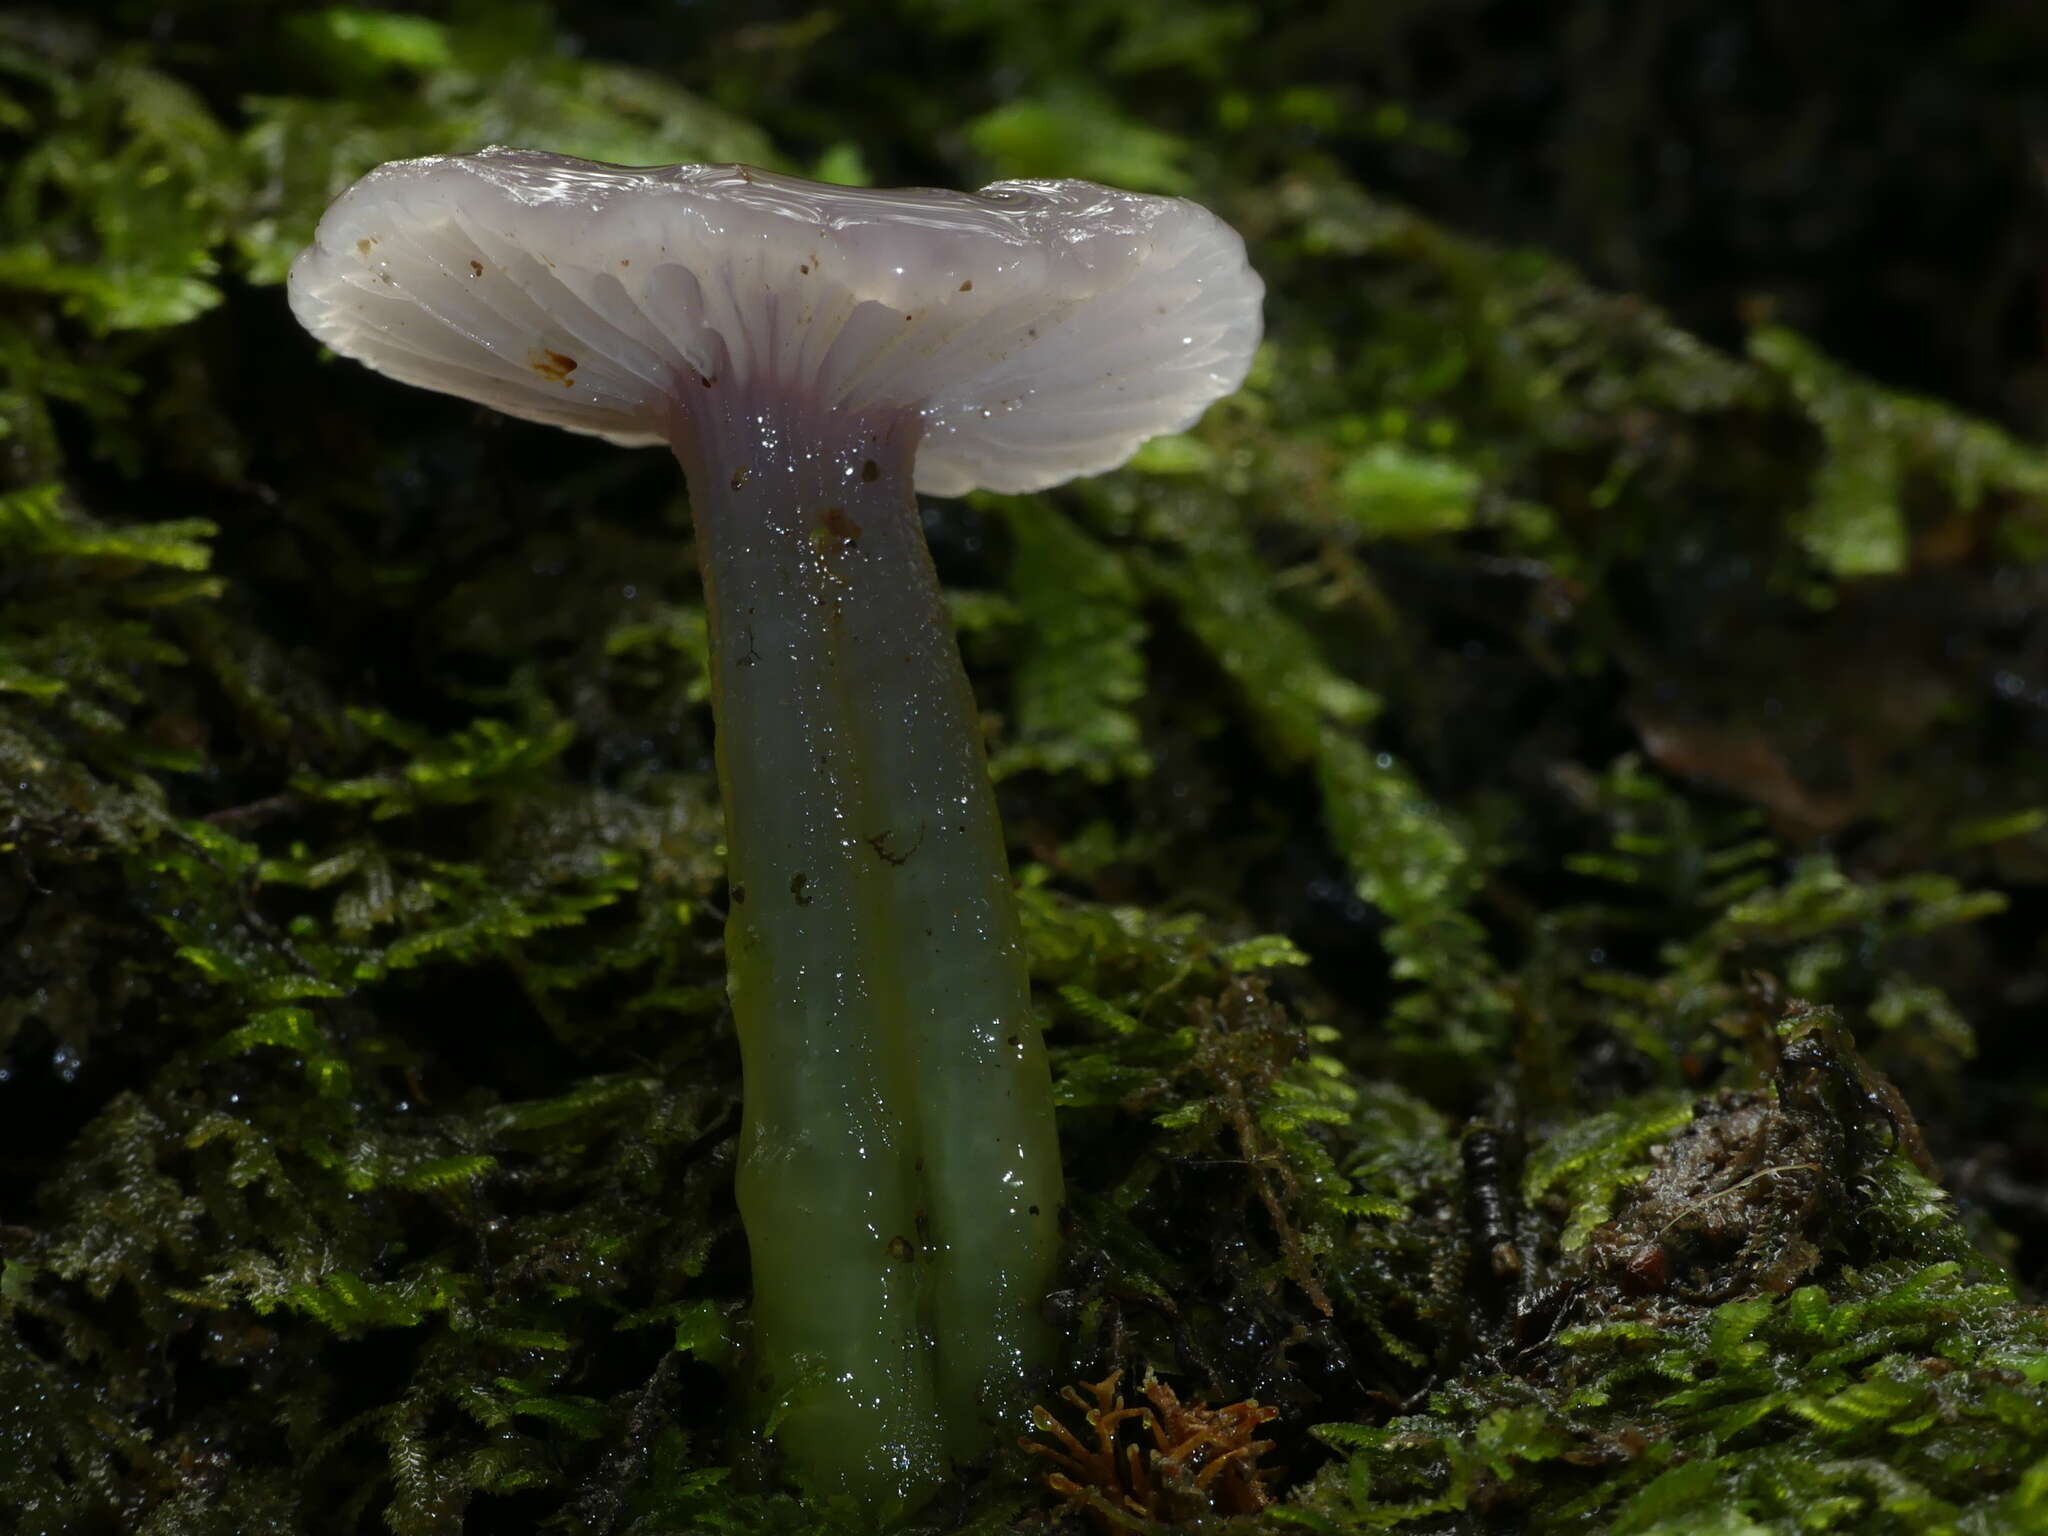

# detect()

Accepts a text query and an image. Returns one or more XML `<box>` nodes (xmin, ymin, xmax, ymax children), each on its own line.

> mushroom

<box><xmin>288</xmin><ymin>149</ymin><xmax>1263</xmax><ymax>1501</ymax></box>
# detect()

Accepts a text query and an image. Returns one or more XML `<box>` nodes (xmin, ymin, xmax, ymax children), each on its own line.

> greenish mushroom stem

<box><xmin>669</xmin><ymin>379</ymin><xmax>1063</xmax><ymax>1499</ymax></box>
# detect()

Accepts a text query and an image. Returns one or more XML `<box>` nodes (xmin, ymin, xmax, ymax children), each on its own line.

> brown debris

<box><xmin>1629</xmin><ymin>710</ymin><xmax>1858</xmax><ymax>839</ymax></box>
<box><xmin>1585</xmin><ymin>1092</ymin><xmax>1833</xmax><ymax>1301</ymax></box>
<box><xmin>1024</xmin><ymin>1368</ymin><xmax>1281</xmax><ymax>1530</ymax></box>
<box><xmin>1585</xmin><ymin>1005</ymin><xmax>1931</xmax><ymax>1302</ymax></box>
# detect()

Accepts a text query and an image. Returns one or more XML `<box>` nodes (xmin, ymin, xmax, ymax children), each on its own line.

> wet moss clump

<box><xmin>5</xmin><ymin>4</ymin><xmax>2048</xmax><ymax>1533</ymax></box>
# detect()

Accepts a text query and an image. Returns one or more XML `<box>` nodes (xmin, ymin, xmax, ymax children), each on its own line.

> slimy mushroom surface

<box><xmin>289</xmin><ymin>149</ymin><xmax>1262</xmax><ymax>1505</ymax></box>
<box><xmin>290</xmin><ymin>150</ymin><xmax>1260</xmax><ymax>494</ymax></box>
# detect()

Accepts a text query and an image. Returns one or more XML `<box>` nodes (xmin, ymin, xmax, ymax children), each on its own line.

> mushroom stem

<box><xmin>670</xmin><ymin>381</ymin><xmax>1063</xmax><ymax>1500</ymax></box>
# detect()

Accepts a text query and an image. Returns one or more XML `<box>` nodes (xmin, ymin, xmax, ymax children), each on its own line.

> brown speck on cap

<box><xmin>529</xmin><ymin>348</ymin><xmax>578</xmax><ymax>385</ymax></box>
<box><xmin>287</xmin><ymin>149</ymin><xmax>1263</xmax><ymax>495</ymax></box>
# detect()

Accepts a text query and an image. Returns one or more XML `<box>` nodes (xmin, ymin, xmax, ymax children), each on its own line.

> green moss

<box><xmin>988</xmin><ymin>498</ymin><xmax>1152</xmax><ymax>784</ymax></box>
<box><xmin>5</xmin><ymin>3</ymin><xmax>2048</xmax><ymax>1533</ymax></box>
<box><xmin>1296</xmin><ymin>1257</ymin><xmax>2048</xmax><ymax>1536</ymax></box>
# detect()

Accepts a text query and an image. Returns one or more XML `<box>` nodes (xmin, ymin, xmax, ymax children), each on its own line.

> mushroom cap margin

<box><xmin>287</xmin><ymin>148</ymin><xmax>1264</xmax><ymax>496</ymax></box>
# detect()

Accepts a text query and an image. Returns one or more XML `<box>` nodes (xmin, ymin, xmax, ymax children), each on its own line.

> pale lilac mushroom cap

<box><xmin>286</xmin><ymin>148</ymin><xmax>1264</xmax><ymax>496</ymax></box>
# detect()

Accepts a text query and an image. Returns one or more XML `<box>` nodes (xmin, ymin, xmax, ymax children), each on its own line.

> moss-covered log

<box><xmin>4</xmin><ymin>4</ymin><xmax>2047</xmax><ymax>1533</ymax></box>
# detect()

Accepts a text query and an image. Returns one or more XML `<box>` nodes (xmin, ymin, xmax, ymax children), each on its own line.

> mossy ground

<box><xmin>4</xmin><ymin>4</ymin><xmax>2048</xmax><ymax>1533</ymax></box>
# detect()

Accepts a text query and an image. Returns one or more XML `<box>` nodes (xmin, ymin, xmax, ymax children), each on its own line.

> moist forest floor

<box><xmin>4</xmin><ymin>4</ymin><xmax>2048</xmax><ymax>1534</ymax></box>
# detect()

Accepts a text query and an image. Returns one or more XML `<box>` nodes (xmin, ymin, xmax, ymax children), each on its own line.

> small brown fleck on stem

<box><xmin>887</xmin><ymin>1235</ymin><xmax>916</xmax><ymax>1263</ymax></box>
<box><xmin>730</xmin><ymin>883</ymin><xmax>747</xmax><ymax>905</ymax></box>
<box><xmin>799</xmin><ymin>263</ymin><xmax>810</xmax><ymax>274</ymax></box>
<box><xmin>811</xmin><ymin>507</ymin><xmax>864</xmax><ymax>580</ymax></box>
<box><xmin>730</xmin><ymin>466</ymin><xmax>752</xmax><ymax>490</ymax></box>
<box><xmin>468</xmin><ymin>260</ymin><xmax>483</xmax><ymax>278</ymax></box>
<box><xmin>818</xmin><ymin>505</ymin><xmax>862</xmax><ymax>542</ymax></box>
<box><xmin>959</xmin><ymin>278</ymin><xmax>973</xmax><ymax>291</ymax></box>
<box><xmin>789</xmin><ymin>872</ymin><xmax>812</xmax><ymax>906</ymax></box>
<box><xmin>865</xmin><ymin>822</ymin><xmax>924</xmax><ymax>868</ymax></box>
<box><xmin>861</xmin><ymin>458</ymin><xmax>879</xmax><ymax>482</ymax></box>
